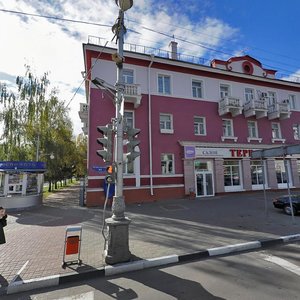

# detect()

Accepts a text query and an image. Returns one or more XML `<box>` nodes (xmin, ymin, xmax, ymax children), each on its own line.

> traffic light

<box><xmin>105</xmin><ymin>165</ymin><xmax>115</xmax><ymax>184</ymax></box>
<box><xmin>97</xmin><ymin>124</ymin><xmax>113</xmax><ymax>163</ymax></box>
<box><xmin>125</xmin><ymin>127</ymin><xmax>140</xmax><ymax>163</ymax></box>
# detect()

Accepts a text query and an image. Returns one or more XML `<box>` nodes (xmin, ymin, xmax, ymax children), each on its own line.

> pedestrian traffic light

<box><xmin>97</xmin><ymin>124</ymin><xmax>113</xmax><ymax>163</ymax></box>
<box><xmin>105</xmin><ymin>165</ymin><xmax>115</xmax><ymax>184</ymax></box>
<box><xmin>125</xmin><ymin>127</ymin><xmax>140</xmax><ymax>163</ymax></box>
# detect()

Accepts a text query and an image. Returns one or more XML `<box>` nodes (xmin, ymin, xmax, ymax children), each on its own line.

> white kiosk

<box><xmin>0</xmin><ymin>161</ymin><xmax>46</xmax><ymax>210</ymax></box>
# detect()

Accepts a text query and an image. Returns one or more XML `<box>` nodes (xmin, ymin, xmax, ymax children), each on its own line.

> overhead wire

<box><xmin>1</xmin><ymin>7</ymin><xmax>300</xmax><ymax>97</ymax></box>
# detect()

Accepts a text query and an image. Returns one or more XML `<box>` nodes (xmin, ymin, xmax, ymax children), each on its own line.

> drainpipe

<box><xmin>148</xmin><ymin>54</ymin><xmax>155</xmax><ymax>195</ymax></box>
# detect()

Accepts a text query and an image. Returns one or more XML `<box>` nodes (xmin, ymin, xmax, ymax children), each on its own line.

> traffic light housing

<box><xmin>105</xmin><ymin>165</ymin><xmax>115</xmax><ymax>184</ymax></box>
<box><xmin>97</xmin><ymin>124</ymin><xmax>113</xmax><ymax>163</ymax></box>
<box><xmin>125</xmin><ymin>128</ymin><xmax>140</xmax><ymax>163</ymax></box>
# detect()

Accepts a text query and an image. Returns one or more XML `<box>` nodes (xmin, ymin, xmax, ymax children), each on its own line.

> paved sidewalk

<box><xmin>0</xmin><ymin>184</ymin><xmax>299</xmax><ymax>294</ymax></box>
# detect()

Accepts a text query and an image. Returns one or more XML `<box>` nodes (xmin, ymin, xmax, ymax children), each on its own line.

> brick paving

<box><xmin>0</xmin><ymin>184</ymin><xmax>299</xmax><ymax>293</ymax></box>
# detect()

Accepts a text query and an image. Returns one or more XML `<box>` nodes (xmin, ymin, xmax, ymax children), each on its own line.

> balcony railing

<box><xmin>88</xmin><ymin>36</ymin><xmax>210</xmax><ymax>66</ymax></box>
<box><xmin>268</xmin><ymin>102</ymin><xmax>291</xmax><ymax>120</ymax></box>
<box><xmin>124</xmin><ymin>84</ymin><xmax>142</xmax><ymax>108</ymax></box>
<box><xmin>244</xmin><ymin>98</ymin><xmax>268</xmax><ymax>119</ymax></box>
<box><xmin>218</xmin><ymin>96</ymin><xmax>243</xmax><ymax>117</ymax></box>
<box><xmin>78</xmin><ymin>103</ymin><xmax>88</xmax><ymax>121</ymax></box>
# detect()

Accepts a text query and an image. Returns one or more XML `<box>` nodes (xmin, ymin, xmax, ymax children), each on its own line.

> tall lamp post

<box><xmin>104</xmin><ymin>0</ymin><xmax>133</xmax><ymax>264</ymax></box>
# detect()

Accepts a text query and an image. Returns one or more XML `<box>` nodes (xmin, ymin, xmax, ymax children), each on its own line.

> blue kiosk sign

<box><xmin>0</xmin><ymin>161</ymin><xmax>47</xmax><ymax>210</ymax></box>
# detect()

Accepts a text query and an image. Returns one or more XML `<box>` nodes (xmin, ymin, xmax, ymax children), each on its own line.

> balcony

<box><xmin>218</xmin><ymin>96</ymin><xmax>243</xmax><ymax>117</ymax></box>
<box><xmin>267</xmin><ymin>102</ymin><xmax>291</xmax><ymax>120</ymax></box>
<box><xmin>124</xmin><ymin>84</ymin><xmax>142</xmax><ymax>108</ymax></box>
<box><xmin>78</xmin><ymin>103</ymin><xmax>88</xmax><ymax>122</ymax></box>
<box><xmin>244</xmin><ymin>98</ymin><xmax>268</xmax><ymax>119</ymax></box>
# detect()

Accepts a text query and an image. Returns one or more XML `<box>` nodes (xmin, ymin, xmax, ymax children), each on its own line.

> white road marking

<box><xmin>263</xmin><ymin>255</ymin><xmax>300</xmax><ymax>276</ymax></box>
<box><xmin>9</xmin><ymin>260</ymin><xmax>29</xmax><ymax>285</ymax></box>
<box><xmin>16</xmin><ymin>260</ymin><xmax>29</xmax><ymax>275</ymax></box>
<box><xmin>55</xmin><ymin>291</ymin><xmax>95</xmax><ymax>300</ymax></box>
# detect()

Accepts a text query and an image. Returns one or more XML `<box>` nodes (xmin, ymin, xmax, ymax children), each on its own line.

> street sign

<box><xmin>92</xmin><ymin>166</ymin><xmax>107</xmax><ymax>173</ymax></box>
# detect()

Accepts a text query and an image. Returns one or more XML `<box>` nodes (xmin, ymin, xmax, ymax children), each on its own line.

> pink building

<box><xmin>81</xmin><ymin>37</ymin><xmax>300</xmax><ymax>206</ymax></box>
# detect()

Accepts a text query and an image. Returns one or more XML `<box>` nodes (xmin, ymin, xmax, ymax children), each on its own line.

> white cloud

<box><xmin>280</xmin><ymin>70</ymin><xmax>300</xmax><ymax>83</ymax></box>
<box><xmin>0</xmin><ymin>0</ymin><xmax>239</xmax><ymax>136</ymax></box>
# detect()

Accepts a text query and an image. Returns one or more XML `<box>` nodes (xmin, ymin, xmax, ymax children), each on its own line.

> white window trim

<box><xmin>247</xmin><ymin>121</ymin><xmax>261</xmax><ymax>142</ymax></box>
<box><xmin>161</xmin><ymin>153</ymin><xmax>175</xmax><ymax>175</ymax></box>
<box><xmin>123</xmin><ymin>68</ymin><xmax>135</xmax><ymax>84</ymax></box>
<box><xmin>272</xmin><ymin>138</ymin><xmax>286</xmax><ymax>143</ymax></box>
<box><xmin>293</xmin><ymin>124</ymin><xmax>300</xmax><ymax>140</ymax></box>
<box><xmin>220</xmin><ymin>83</ymin><xmax>231</xmax><ymax>99</ymax></box>
<box><xmin>248</xmin><ymin>137</ymin><xmax>262</xmax><ymax>143</ymax></box>
<box><xmin>160</xmin><ymin>113</ymin><xmax>174</xmax><ymax>134</ymax></box>
<box><xmin>191</xmin><ymin>78</ymin><xmax>204</xmax><ymax>99</ymax></box>
<box><xmin>271</xmin><ymin>122</ymin><xmax>282</xmax><ymax>140</ymax></box>
<box><xmin>222</xmin><ymin>136</ymin><xmax>238</xmax><ymax>142</ymax></box>
<box><xmin>157</xmin><ymin>73</ymin><xmax>172</xmax><ymax>95</ymax></box>
<box><xmin>222</xmin><ymin>118</ymin><xmax>237</xmax><ymax>141</ymax></box>
<box><xmin>288</xmin><ymin>94</ymin><xmax>296</xmax><ymax>110</ymax></box>
<box><xmin>194</xmin><ymin>116</ymin><xmax>206</xmax><ymax>136</ymax></box>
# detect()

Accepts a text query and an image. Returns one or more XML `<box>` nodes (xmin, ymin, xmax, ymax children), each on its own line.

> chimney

<box><xmin>169</xmin><ymin>40</ymin><xmax>178</xmax><ymax>60</ymax></box>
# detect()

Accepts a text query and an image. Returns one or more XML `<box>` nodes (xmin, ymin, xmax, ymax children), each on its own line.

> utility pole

<box><xmin>104</xmin><ymin>0</ymin><xmax>133</xmax><ymax>264</ymax></box>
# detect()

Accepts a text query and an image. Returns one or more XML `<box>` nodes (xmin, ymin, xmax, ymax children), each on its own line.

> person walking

<box><xmin>0</xmin><ymin>207</ymin><xmax>7</xmax><ymax>244</ymax></box>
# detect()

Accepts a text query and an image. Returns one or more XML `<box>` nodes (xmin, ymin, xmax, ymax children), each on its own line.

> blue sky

<box><xmin>1</xmin><ymin>0</ymin><xmax>300</xmax><ymax>135</ymax></box>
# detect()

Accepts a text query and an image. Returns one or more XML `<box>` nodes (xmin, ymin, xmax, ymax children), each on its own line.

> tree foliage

<box><xmin>0</xmin><ymin>66</ymin><xmax>87</xmax><ymax>190</ymax></box>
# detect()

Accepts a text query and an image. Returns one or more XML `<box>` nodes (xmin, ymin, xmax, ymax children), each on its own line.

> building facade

<box><xmin>81</xmin><ymin>37</ymin><xmax>300</xmax><ymax>206</ymax></box>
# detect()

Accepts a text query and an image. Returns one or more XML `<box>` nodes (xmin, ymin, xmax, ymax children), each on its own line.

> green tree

<box><xmin>0</xmin><ymin>66</ymin><xmax>81</xmax><ymax>192</ymax></box>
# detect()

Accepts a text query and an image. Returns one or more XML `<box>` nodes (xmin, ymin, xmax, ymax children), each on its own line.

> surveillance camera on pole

<box><xmin>97</xmin><ymin>124</ymin><xmax>113</xmax><ymax>163</ymax></box>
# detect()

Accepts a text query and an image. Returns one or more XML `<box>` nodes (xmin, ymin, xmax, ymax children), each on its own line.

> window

<box><xmin>192</xmin><ymin>80</ymin><xmax>203</xmax><ymax>98</ymax></box>
<box><xmin>160</xmin><ymin>114</ymin><xmax>173</xmax><ymax>133</ymax></box>
<box><xmin>288</xmin><ymin>94</ymin><xmax>296</xmax><ymax>110</ymax></box>
<box><xmin>220</xmin><ymin>84</ymin><xmax>230</xmax><ymax>98</ymax></box>
<box><xmin>161</xmin><ymin>154</ymin><xmax>174</xmax><ymax>174</ymax></box>
<box><xmin>158</xmin><ymin>74</ymin><xmax>171</xmax><ymax>94</ymax></box>
<box><xmin>297</xmin><ymin>161</ymin><xmax>300</xmax><ymax>182</ymax></box>
<box><xmin>248</xmin><ymin>121</ymin><xmax>258</xmax><ymax>138</ymax></box>
<box><xmin>293</xmin><ymin>124</ymin><xmax>300</xmax><ymax>140</ymax></box>
<box><xmin>268</xmin><ymin>91</ymin><xmax>277</xmax><ymax>106</ymax></box>
<box><xmin>251</xmin><ymin>161</ymin><xmax>264</xmax><ymax>185</ymax></box>
<box><xmin>245</xmin><ymin>88</ymin><xmax>254</xmax><ymax>102</ymax></box>
<box><xmin>222</xmin><ymin>119</ymin><xmax>233</xmax><ymax>137</ymax></box>
<box><xmin>194</xmin><ymin>116</ymin><xmax>206</xmax><ymax>135</ymax></box>
<box><xmin>123</xmin><ymin>69</ymin><xmax>134</xmax><ymax>84</ymax></box>
<box><xmin>275</xmin><ymin>161</ymin><xmax>287</xmax><ymax>184</ymax></box>
<box><xmin>224</xmin><ymin>160</ymin><xmax>240</xmax><ymax>186</ymax></box>
<box><xmin>124</xmin><ymin>111</ymin><xmax>134</xmax><ymax>131</ymax></box>
<box><xmin>271</xmin><ymin>123</ymin><xmax>281</xmax><ymax>139</ymax></box>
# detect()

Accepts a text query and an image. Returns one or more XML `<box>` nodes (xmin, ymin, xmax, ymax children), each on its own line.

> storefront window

<box><xmin>298</xmin><ymin>161</ymin><xmax>300</xmax><ymax>182</ymax></box>
<box><xmin>0</xmin><ymin>173</ymin><xmax>4</xmax><ymax>195</ymax></box>
<box><xmin>275</xmin><ymin>161</ymin><xmax>287</xmax><ymax>184</ymax></box>
<box><xmin>251</xmin><ymin>161</ymin><xmax>264</xmax><ymax>185</ymax></box>
<box><xmin>195</xmin><ymin>160</ymin><xmax>212</xmax><ymax>172</ymax></box>
<box><xmin>224</xmin><ymin>160</ymin><xmax>240</xmax><ymax>186</ymax></box>
<box><xmin>26</xmin><ymin>173</ymin><xmax>38</xmax><ymax>194</ymax></box>
<box><xmin>8</xmin><ymin>173</ymin><xmax>23</xmax><ymax>194</ymax></box>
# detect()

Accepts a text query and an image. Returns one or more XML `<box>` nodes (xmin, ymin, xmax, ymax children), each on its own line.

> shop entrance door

<box><xmin>196</xmin><ymin>172</ymin><xmax>214</xmax><ymax>197</ymax></box>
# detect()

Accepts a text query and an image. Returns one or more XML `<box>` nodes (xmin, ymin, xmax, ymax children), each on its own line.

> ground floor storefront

<box><xmin>183</xmin><ymin>144</ymin><xmax>300</xmax><ymax>198</ymax></box>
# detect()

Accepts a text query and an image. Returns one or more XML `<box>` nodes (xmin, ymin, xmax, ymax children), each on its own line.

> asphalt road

<box><xmin>3</xmin><ymin>243</ymin><xmax>299</xmax><ymax>300</ymax></box>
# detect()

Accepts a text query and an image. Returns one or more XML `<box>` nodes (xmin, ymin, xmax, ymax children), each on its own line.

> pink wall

<box><xmin>89</xmin><ymin>87</ymin><xmax>300</xmax><ymax>177</ymax></box>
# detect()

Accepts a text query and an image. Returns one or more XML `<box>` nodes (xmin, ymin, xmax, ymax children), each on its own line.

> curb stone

<box><xmin>5</xmin><ymin>233</ymin><xmax>300</xmax><ymax>295</ymax></box>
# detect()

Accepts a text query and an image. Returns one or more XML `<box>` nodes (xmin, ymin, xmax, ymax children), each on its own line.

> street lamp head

<box><xmin>115</xmin><ymin>0</ymin><xmax>133</xmax><ymax>11</ymax></box>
